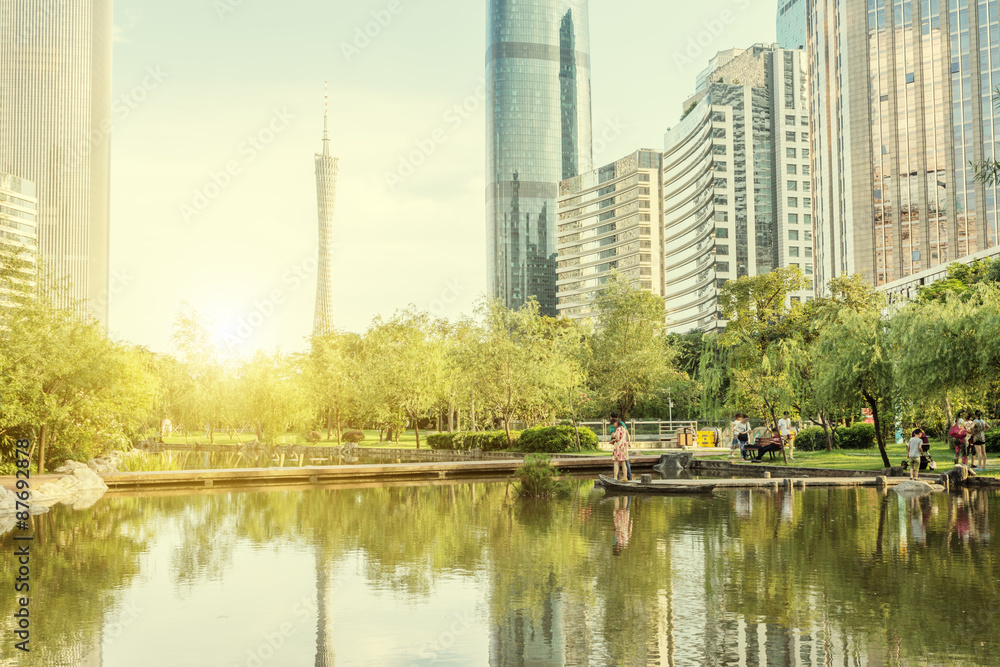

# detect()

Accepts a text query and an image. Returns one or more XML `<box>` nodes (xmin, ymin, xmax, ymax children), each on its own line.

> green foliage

<box><xmin>793</xmin><ymin>426</ymin><xmax>828</xmax><ymax>452</ymax></box>
<box><xmin>518</xmin><ymin>425</ymin><xmax>599</xmax><ymax>453</ymax></box>
<box><xmin>984</xmin><ymin>429</ymin><xmax>1000</xmax><ymax>454</ymax></box>
<box><xmin>589</xmin><ymin>272</ymin><xmax>677</xmax><ymax>418</ymax></box>
<box><xmin>342</xmin><ymin>430</ymin><xmax>365</xmax><ymax>444</ymax></box>
<box><xmin>916</xmin><ymin>259</ymin><xmax>998</xmax><ymax>303</ymax></box>
<box><xmin>838</xmin><ymin>423</ymin><xmax>876</xmax><ymax>450</ymax></box>
<box><xmin>306</xmin><ymin>430</ymin><xmax>322</xmax><ymax>443</ymax></box>
<box><xmin>514</xmin><ymin>454</ymin><xmax>570</xmax><ymax>497</ymax></box>
<box><xmin>428</xmin><ymin>430</ymin><xmax>520</xmax><ymax>452</ymax></box>
<box><xmin>116</xmin><ymin>450</ymin><xmax>181</xmax><ymax>472</ymax></box>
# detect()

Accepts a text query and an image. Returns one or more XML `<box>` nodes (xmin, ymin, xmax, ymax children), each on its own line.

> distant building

<box><xmin>776</xmin><ymin>0</ymin><xmax>809</xmax><ymax>50</ymax></box>
<box><xmin>313</xmin><ymin>90</ymin><xmax>338</xmax><ymax>335</ymax></box>
<box><xmin>0</xmin><ymin>171</ymin><xmax>39</xmax><ymax>301</ymax></box>
<box><xmin>809</xmin><ymin>0</ymin><xmax>1000</xmax><ymax>292</ymax></box>
<box><xmin>487</xmin><ymin>0</ymin><xmax>594</xmax><ymax>316</ymax></box>
<box><xmin>663</xmin><ymin>45</ymin><xmax>815</xmax><ymax>333</ymax></box>
<box><xmin>0</xmin><ymin>0</ymin><xmax>113</xmax><ymax>324</ymax></box>
<box><xmin>556</xmin><ymin>150</ymin><xmax>663</xmax><ymax>321</ymax></box>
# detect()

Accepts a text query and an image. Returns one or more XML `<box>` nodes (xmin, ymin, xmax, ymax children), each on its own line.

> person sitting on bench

<box><xmin>751</xmin><ymin>428</ymin><xmax>784</xmax><ymax>462</ymax></box>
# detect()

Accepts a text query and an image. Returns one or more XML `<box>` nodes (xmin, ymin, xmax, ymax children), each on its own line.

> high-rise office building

<box><xmin>0</xmin><ymin>0</ymin><xmax>113</xmax><ymax>324</ymax></box>
<box><xmin>0</xmin><ymin>171</ymin><xmax>39</xmax><ymax>302</ymax></box>
<box><xmin>555</xmin><ymin>150</ymin><xmax>663</xmax><ymax>321</ymax></box>
<box><xmin>663</xmin><ymin>45</ymin><xmax>814</xmax><ymax>333</ymax></box>
<box><xmin>486</xmin><ymin>0</ymin><xmax>594</xmax><ymax>316</ymax></box>
<box><xmin>809</xmin><ymin>0</ymin><xmax>1000</xmax><ymax>291</ymax></box>
<box><xmin>313</xmin><ymin>91</ymin><xmax>338</xmax><ymax>335</ymax></box>
<box><xmin>776</xmin><ymin>0</ymin><xmax>809</xmax><ymax>50</ymax></box>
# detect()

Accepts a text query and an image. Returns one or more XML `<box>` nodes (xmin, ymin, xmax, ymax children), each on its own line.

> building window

<box><xmin>803</xmin><ymin>214</ymin><xmax>812</xmax><ymax>225</ymax></box>
<box><xmin>639</xmin><ymin>200</ymin><xmax>650</xmax><ymax>209</ymax></box>
<box><xmin>715</xmin><ymin>195</ymin><xmax>728</xmax><ymax>205</ymax></box>
<box><xmin>712</xmin><ymin>111</ymin><xmax>726</xmax><ymax>122</ymax></box>
<box><xmin>789</xmin><ymin>246</ymin><xmax>800</xmax><ymax>257</ymax></box>
<box><xmin>639</xmin><ymin>187</ymin><xmax>650</xmax><ymax>195</ymax></box>
<box><xmin>805</xmin><ymin>247</ymin><xmax>812</xmax><ymax>257</ymax></box>
<box><xmin>639</xmin><ymin>173</ymin><xmax>650</xmax><ymax>181</ymax></box>
<box><xmin>788</xmin><ymin>229</ymin><xmax>799</xmax><ymax>241</ymax></box>
<box><xmin>787</xmin><ymin>180</ymin><xmax>798</xmax><ymax>191</ymax></box>
<box><xmin>801</xmin><ymin>148</ymin><xmax>810</xmax><ymax>158</ymax></box>
<box><xmin>714</xmin><ymin>210</ymin><xmax>728</xmax><ymax>222</ymax></box>
<box><xmin>803</xmin><ymin>197</ymin><xmax>811</xmax><ymax>207</ymax></box>
<box><xmin>800</xmin><ymin>116</ymin><xmax>808</xmax><ymax>126</ymax></box>
<box><xmin>802</xmin><ymin>164</ymin><xmax>810</xmax><ymax>175</ymax></box>
<box><xmin>804</xmin><ymin>230</ymin><xmax>812</xmax><ymax>241</ymax></box>
<box><xmin>788</xmin><ymin>197</ymin><xmax>798</xmax><ymax>207</ymax></box>
<box><xmin>716</xmin><ymin>228</ymin><xmax>729</xmax><ymax>238</ymax></box>
<box><xmin>640</xmin><ymin>213</ymin><xmax>651</xmax><ymax>221</ymax></box>
<box><xmin>717</xmin><ymin>261</ymin><xmax>730</xmax><ymax>272</ymax></box>
<box><xmin>716</xmin><ymin>244</ymin><xmax>730</xmax><ymax>256</ymax></box>
<box><xmin>786</xmin><ymin>148</ymin><xmax>796</xmax><ymax>158</ymax></box>
<box><xmin>714</xmin><ymin>161</ymin><xmax>727</xmax><ymax>172</ymax></box>
<box><xmin>805</xmin><ymin>263</ymin><xmax>813</xmax><ymax>274</ymax></box>
<box><xmin>712</xmin><ymin>127</ymin><xmax>727</xmax><ymax>138</ymax></box>
<box><xmin>713</xmin><ymin>144</ymin><xmax>727</xmax><ymax>154</ymax></box>
<box><xmin>787</xmin><ymin>164</ymin><xmax>797</xmax><ymax>174</ymax></box>
<box><xmin>801</xmin><ymin>132</ymin><xmax>809</xmax><ymax>141</ymax></box>
<box><xmin>716</xmin><ymin>278</ymin><xmax>728</xmax><ymax>288</ymax></box>
<box><xmin>715</xmin><ymin>178</ymin><xmax>728</xmax><ymax>189</ymax></box>
<box><xmin>788</xmin><ymin>213</ymin><xmax>798</xmax><ymax>224</ymax></box>
<box><xmin>785</xmin><ymin>114</ymin><xmax>796</xmax><ymax>125</ymax></box>
<box><xmin>786</xmin><ymin>131</ymin><xmax>796</xmax><ymax>142</ymax></box>
<box><xmin>803</xmin><ymin>181</ymin><xmax>811</xmax><ymax>191</ymax></box>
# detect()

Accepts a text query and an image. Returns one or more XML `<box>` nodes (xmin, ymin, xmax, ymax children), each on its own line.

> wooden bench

<box><xmin>743</xmin><ymin>436</ymin><xmax>783</xmax><ymax>462</ymax></box>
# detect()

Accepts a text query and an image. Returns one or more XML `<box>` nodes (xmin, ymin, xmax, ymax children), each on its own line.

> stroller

<box><xmin>901</xmin><ymin>447</ymin><xmax>937</xmax><ymax>472</ymax></box>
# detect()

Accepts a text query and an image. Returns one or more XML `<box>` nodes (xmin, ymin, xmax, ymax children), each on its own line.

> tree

<box><xmin>973</xmin><ymin>87</ymin><xmax>1000</xmax><ymax>186</ymax></box>
<box><xmin>237</xmin><ymin>352</ymin><xmax>310</xmax><ymax>444</ymax></box>
<box><xmin>170</xmin><ymin>306</ymin><xmax>228</xmax><ymax>443</ymax></box>
<box><xmin>713</xmin><ymin>267</ymin><xmax>808</xmax><ymax>434</ymax></box>
<box><xmin>305</xmin><ymin>330</ymin><xmax>363</xmax><ymax>443</ymax></box>
<box><xmin>588</xmin><ymin>273</ymin><xmax>674</xmax><ymax>418</ymax></box>
<box><xmin>814</xmin><ymin>307</ymin><xmax>894</xmax><ymax>467</ymax></box>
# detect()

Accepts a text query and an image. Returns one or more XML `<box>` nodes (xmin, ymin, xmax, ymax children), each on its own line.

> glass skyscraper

<box><xmin>777</xmin><ymin>0</ymin><xmax>810</xmax><ymax>50</ymax></box>
<box><xmin>487</xmin><ymin>0</ymin><xmax>593</xmax><ymax>316</ymax></box>
<box><xmin>809</xmin><ymin>0</ymin><xmax>1000</xmax><ymax>290</ymax></box>
<box><xmin>0</xmin><ymin>0</ymin><xmax>113</xmax><ymax>324</ymax></box>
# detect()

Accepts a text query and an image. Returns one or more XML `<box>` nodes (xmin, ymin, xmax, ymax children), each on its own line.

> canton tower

<box><xmin>313</xmin><ymin>85</ymin><xmax>338</xmax><ymax>334</ymax></box>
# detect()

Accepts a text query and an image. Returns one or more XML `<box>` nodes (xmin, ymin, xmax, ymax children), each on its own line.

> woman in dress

<box><xmin>610</xmin><ymin>417</ymin><xmax>630</xmax><ymax>481</ymax></box>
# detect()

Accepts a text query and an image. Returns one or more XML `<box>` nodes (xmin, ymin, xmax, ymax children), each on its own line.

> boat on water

<box><xmin>596</xmin><ymin>474</ymin><xmax>717</xmax><ymax>495</ymax></box>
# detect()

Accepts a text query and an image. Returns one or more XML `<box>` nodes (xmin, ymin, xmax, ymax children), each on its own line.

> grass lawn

<box><xmin>707</xmin><ymin>438</ymin><xmax>1000</xmax><ymax>476</ymax></box>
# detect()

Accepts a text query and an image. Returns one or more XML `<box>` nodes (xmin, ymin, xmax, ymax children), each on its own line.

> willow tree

<box><xmin>588</xmin><ymin>272</ymin><xmax>673</xmax><ymax>418</ymax></box>
<box><xmin>814</xmin><ymin>306</ymin><xmax>894</xmax><ymax>467</ymax></box>
<box><xmin>305</xmin><ymin>330</ymin><xmax>363</xmax><ymax>443</ymax></box>
<box><xmin>713</xmin><ymin>266</ymin><xmax>808</xmax><ymax>431</ymax></box>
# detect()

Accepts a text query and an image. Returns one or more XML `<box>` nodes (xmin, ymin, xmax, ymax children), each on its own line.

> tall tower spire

<box><xmin>322</xmin><ymin>81</ymin><xmax>330</xmax><ymax>157</ymax></box>
<box><xmin>313</xmin><ymin>84</ymin><xmax>338</xmax><ymax>335</ymax></box>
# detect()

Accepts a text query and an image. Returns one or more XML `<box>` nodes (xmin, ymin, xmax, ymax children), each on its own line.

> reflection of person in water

<box><xmin>909</xmin><ymin>496</ymin><xmax>929</xmax><ymax>545</ymax></box>
<box><xmin>612</xmin><ymin>496</ymin><xmax>633</xmax><ymax>555</ymax></box>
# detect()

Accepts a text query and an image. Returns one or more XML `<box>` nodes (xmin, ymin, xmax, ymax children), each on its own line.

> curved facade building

<box><xmin>0</xmin><ymin>0</ymin><xmax>113</xmax><ymax>324</ymax></box>
<box><xmin>487</xmin><ymin>0</ymin><xmax>593</xmax><ymax>316</ymax></box>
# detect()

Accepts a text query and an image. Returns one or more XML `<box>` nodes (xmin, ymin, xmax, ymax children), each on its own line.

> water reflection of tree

<box><xmin>0</xmin><ymin>498</ymin><xmax>151</xmax><ymax>666</ymax></box>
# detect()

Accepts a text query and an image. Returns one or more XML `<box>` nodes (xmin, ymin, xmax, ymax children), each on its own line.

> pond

<box><xmin>1</xmin><ymin>480</ymin><xmax>997</xmax><ymax>665</ymax></box>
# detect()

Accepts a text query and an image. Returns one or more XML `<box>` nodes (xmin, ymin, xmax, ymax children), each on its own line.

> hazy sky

<box><xmin>108</xmin><ymin>0</ymin><xmax>776</xmax><ymax>355</ymax></box>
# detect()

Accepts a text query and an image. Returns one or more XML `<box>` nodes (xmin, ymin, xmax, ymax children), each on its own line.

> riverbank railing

<box><xmin>575</xmin><ymin>420</ymin><xmax>700</xmax><ymax>448</ymax></box>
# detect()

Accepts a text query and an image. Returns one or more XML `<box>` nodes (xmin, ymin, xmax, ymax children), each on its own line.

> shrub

<box><xmin>427</xmin><ymin>433</ymin><xmax>455</xmax><ymax>450</ymax></box>
<box><xmin>342</xmin><ymin>430</ymin><xmax>365</xmax><ymax>444</ymax></box>
<box><xmin>518</xmin><ymin>425</ymin><xmax>599</xmax><ymax>453</ymax></box>
<box><xmin>839</xmin><ymin>422</ymin><xmax>876</xmax><ymax>449</ymax></box>
<box><xmin>984</xmin><ymin>429</ymin><xmax>1000</xmax><ymax>453</ymax></box>
<box><xmin>793</xmin><ymin>426</ymin><xmax>828</xmax><ymax>452</ymax></box>
<box><xmin>515</xmin><ymin>454</ymin><xmax>570</xmax><ymax>497</ymax></box>
<box><xmin>305</xmin><ymin>431</ymin><xmax>322</xmax><ymax>444</ymax></box>
<box><xmin>428</xmin><ymin>430</ymin><xmax>519</xmax><ymax>451</ymax></box>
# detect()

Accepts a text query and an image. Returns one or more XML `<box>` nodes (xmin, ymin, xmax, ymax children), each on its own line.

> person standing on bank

<box><xmin>731</xmin><ymin>414</ymin><xmax>752</xmax><ymax>459</ymax></box>
<box><xmin>907</xmin><ymin>429</ymin><xmax>924</xmax><ymax>481</ymax></box>
<box><xmin>778</xmin><ymin>411</ymin><xmax>795</xmax><ymax>461</ymax></box>
<box><xmin>971</xmin><ymin>411</ymin><xmax>991</xmax><ymax>471</ymax></box>
<box><xmin>610</xmin><ymin>417</ymin><xmax>631</xmax><ymax>481</ymax></box>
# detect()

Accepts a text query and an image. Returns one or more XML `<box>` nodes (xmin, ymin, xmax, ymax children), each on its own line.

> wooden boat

<box><xmin>596</xmin><ymin>474</ymin><xmax>717</xmax><ymax>494</ymax></box>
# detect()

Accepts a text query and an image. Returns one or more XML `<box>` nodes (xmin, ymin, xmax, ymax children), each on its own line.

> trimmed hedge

<box><xmin>839</xmin><ymin>422</ymin><xmax>876</xmax><ymax>449</ymax></box>
<box><xmin>519</xmin><ymin>425</ymin><xmax>599</xmax><ymax>454</ymax></box>
<box><xmin>342</xmin><ymin>430</ymin><xmax>365</xmax><ymax>444</ymax></box>
<box><xmin>792</xmin><ymin>426</ymin><xmax>827</xmax><ymax>452</ymax></box>
<box><xmin>984</xmin><ymin>429</ymin><xmax>1000</xmax><ymax>453</ymax></box>
<box><xmin>428</xmin><ymin>430</ymin><xmax>519</xmax><ymax>451</ymax></box>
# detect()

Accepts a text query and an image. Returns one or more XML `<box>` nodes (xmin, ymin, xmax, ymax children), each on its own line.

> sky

<box><xmin>108</xmin><ymin>0</ymin><xmax>776</xmax><ymax>356</ymax></box>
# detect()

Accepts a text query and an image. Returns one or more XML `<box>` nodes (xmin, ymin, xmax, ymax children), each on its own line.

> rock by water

<box><xmin>892</xmin><ymin>480</ymin><xmax>943</xmax><ymax>496</ymax></box>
